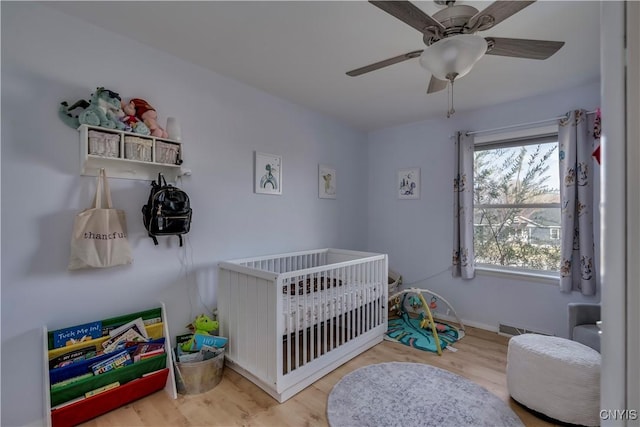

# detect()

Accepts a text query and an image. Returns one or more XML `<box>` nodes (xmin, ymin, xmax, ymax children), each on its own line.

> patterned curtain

<box><xmin>558</xmin><ymin>110</ymin><xmax>596</xmax><ymax>295</ymax></box>
<box><xmin>452</xmin><ymin>131</ymin><xmax>475</xmax><ymax>279</ymax></box>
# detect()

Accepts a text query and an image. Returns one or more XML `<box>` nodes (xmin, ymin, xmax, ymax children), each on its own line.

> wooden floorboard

<box><xmin>80</xmin><ymin>326</ymin><xmax>558</xmax><ymax>427</ymax></box>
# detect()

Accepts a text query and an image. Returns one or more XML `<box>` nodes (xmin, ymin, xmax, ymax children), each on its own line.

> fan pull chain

<box><xmin>447</xmin><ymin>80</ymin><xmax>455</xmax><ymax>118</ymax></box>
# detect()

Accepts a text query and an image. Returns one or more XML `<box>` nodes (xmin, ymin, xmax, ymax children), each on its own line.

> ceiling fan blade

<box><xmin>486</xmin><ymin>37</ymin><xmax>565</xmax><ymax>60</ymax></box>
<box><xmin>346</xmin><ymin>50</ymin><xmax>423</xmax><ymax>76</ymax></box>
<box><xmin>468</xmin><ymin>1</ymin><xmax>536</xmax><ymax>30</ymax></box>
<box><xmin>369</xmin><ymin>1</ymin><xmax>445</xmax><ymax>36</ymax></box>
<box><xmin>427</xmin><ymin>76</ymin><xmax>448</xmax><ymax>94</ymax></box>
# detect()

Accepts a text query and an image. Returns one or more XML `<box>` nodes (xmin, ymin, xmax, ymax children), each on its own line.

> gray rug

<box><xmin>327</xmin><ymin>362</ymin><xmax>524</xmax><ymax>427</ymax></box>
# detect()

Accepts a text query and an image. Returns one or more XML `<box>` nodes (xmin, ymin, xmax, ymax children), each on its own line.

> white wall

<box><xmin>0</xmin><ymin>4</ymin><xmax>368</xmax><ymax>426</ymax></box>
<box><xmin>0</xmin><ymin>3</ymin><xmax>606</xmax><ymax>426</ymax></box>
<box><xmin>367</xmin><ymin>80</ymin><xmax>601</xmax><ymax>336</ymax></box>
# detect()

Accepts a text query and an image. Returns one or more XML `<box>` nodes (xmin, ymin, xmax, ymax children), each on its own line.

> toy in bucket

<box><xmin>180</xmin><ymin>314</ymin><xmax>227</xmax><ymax>352</ymax></box>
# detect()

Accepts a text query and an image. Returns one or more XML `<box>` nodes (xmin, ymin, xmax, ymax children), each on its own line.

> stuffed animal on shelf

<box><xmin>129</xmin><ymin>98</ymin><xmax>169</xmax><ymax>138</ymax></box>
<box><xmin>58</xmin><ymin>87</ymin><xmax>127</xmax><ymax>130</ymax></box>
<box><xmin>180</xmin><ymin>314</ymin><xmax>220</xmax><ymax>352</ymax></box>
<box><xmin>120</xmin><ymin>100</ymin><xmax>151</xmax><ymax>135</ymax></box>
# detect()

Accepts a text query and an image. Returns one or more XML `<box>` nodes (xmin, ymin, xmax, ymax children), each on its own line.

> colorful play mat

<box><xmin>385</xmin><ymin>288</ymin><xmax>465</xmax><ymax>354</ymax></box>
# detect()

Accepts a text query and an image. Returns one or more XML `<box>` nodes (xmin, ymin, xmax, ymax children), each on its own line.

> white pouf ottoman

<box><xmin>507</xmin><ymin>334</ymin><xmax>601</xmax><ymax>426</ymax></box>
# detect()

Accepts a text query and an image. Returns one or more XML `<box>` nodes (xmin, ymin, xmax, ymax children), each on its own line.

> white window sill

<box><xmin>475</xmin><ymin>265</ymin><xmax>560</xmax><ymax>286</ymax></box>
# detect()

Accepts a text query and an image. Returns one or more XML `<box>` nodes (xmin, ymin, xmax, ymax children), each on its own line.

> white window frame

<box><xmin>472</xmin><ymin>126</ymin><xmax>561</xmax><ymax>282</ymax></box>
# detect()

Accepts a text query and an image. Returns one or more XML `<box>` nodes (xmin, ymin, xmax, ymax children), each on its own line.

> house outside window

<box><xmin>473</xmin><ymin>133</ymin><xmax>561</xmax><ymax>274</ymax></box>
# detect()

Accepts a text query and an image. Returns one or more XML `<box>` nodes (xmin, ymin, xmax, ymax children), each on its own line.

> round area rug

<box><xmin>327</xmin><ymin>362</ymin><xmax>524</xmax><ymax>427</ymax></box>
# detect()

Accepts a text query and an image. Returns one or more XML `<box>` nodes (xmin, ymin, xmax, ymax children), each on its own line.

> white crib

<box><xmin>218</xmin><ymin>248</ymin><xmax>388</xmax><ymax>402</ymax></box>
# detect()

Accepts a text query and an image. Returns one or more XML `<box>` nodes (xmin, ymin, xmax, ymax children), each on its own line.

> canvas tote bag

<box><xmin>68</xmin><ymin>168</ymin><xmax>133</xmax><ymax>270</ymax></box>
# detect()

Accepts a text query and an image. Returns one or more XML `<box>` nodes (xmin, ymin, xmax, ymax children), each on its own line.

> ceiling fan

<box><xmin>347</xmin><ymin>0</ymin><xmax>565</xmax><ymax>115</ymax></box>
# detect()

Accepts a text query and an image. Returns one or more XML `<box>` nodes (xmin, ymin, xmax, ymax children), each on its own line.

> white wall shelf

<box><xmin>79</xmin><ymin>125</ymin><xmax>185</xmax><ymax>181</ymax></box>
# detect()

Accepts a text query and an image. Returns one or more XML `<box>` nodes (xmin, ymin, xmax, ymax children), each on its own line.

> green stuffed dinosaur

<box><xmin>58</xmin><ymin>87</ymin><xmax>126</xmax><ymax>130</ymax></box>
<box><xmin>181</xmin><ymin>314</ymin><xmax>220</xmax><ymax>352</ymax></box>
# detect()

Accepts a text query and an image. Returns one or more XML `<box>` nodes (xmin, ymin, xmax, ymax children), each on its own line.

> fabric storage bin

<box><xmin>174</xmin><ymin>350</ymin><xmax>224</xmax><ymax>394</ymax></box>
<box><xmin>50</xmin><ymin>368</ymin><xmax>169</xmax><ymax>427</ymax></box>
<box><xmin>155</xmin><ymin>141</ymin><xmax>180</xmax><ymax>165</ymax></box>
<box><xmin>88</xmin><ymin>130</ymin><xmax>120</xmax><ymax>158</ymax></box>
<box><xmin>50</xmin><ymin>353</ymin><xmax>167</xmax><ymax>407</ymax></box>
<box><xmin>124</xmin><ymin>136</ymin><xmax>153</xmax><ymax>162</ymax></box>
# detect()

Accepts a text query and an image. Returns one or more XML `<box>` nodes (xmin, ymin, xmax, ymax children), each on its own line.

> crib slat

<box><xmin>338</xmin><ymin>268</ymin><xmax>344</xmax><ymax>346</ymax></box>
<box><xmin>348</xmin><ymin>267</ymin><xmax>352</xmax><ymax>342</ymax></box>
<box><xmin>322</xmin><ymin>269</ymin><xmax>328</xmax><ymax>357</ymax></box>
<box><xmin>329</xmin><ymin>271</ymin><xmax>334</xmax><ymax>352</ymax></box>
<box><xmin>336</xmin><ymin>268</ymin><xmax>340</xmax><ymax>347</ymax></box>
<box><xmin>257</xmin><ymin>275</ymin><xmax>268</xmax><ymax>377</ymax></box>
<box><xmin>368</xmin><ymin>263</ymin><xmax>372</xmax><ymax>329</ymax></box>
<box><xmin>286</xmin><ymin>279</ymin><xmax>291</xmax><ymax>375</ymax></box>
<box><xmin>379</xmin><ymin>261</ymin><xmax>383</xmax><ymax>325</ymax></box>
<box><xmin>294</xmin><ymin>276</ymin><xmax>300</xmax><ymax>371</ymax></box>
<box><xmin>247</xmin><ymin>275</ymin><xmax>258</xmax><ymax>370</ymax></box>
<box><xmin>302</xmin><ymin>274</ymin><xmax>308</xmax><ymax>368</ymax></box>
<box><xmin>376</xmin><ymin>262</ymin><xmax>379</xmax><ymax>326</ymax></box>
<box><xmin>358</xmin><ymin>265</ymin><xmax>368</xmax><ymax>334</ymax></box>
<box><xmin>238</xmin><ymin>273</ymin><xmax>248</xmax><ymax>365</ymax></box>
<box><xmin>359</xmin><ymin>264</ymin><xmax>363</xmax><ymax>334</ymax></box>
<box><xmin>309</xmin><ymin>289</ymin><xmax>315</xmax><ymax>365</ymax></box>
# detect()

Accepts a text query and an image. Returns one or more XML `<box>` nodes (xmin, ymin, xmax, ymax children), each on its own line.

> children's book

<box><xmin>135</xmin><ymin>348</ymin><xmax>165</xmax><ymax>362</ymax></box>
<box><xmin>48</xmin><ymin>345</ymin><xmax>98</xmax><ymax>369</ymax></box>
<box><xmin>188</xmin><ymin>333</ymin><xmax>228</xmax><ymax>352</ymax></box>
<box><xmin>175</xmin><ymin>333</ymin><xmax>192</xmax><ymax>346</ymax></box>
<box><xmin>143</xmin><ymin>316</ymin><xmax>162</xmax><ymax>326</ymax></box>
<box><xmin>84</xmin><ymin>381</ymin><xmax>120</xmax><ymax>398</ymax></box>
<box><xmin>175</xmin><ymin>345</ymin><xmax>204</xmax><ymax>363</ymax></box>
<box><xmin>51</xmin><ymin>321</ymin><xmax>103</xmax><ymax>349</ymax></box>
<box><xmin>132</xmin><ymin>343</ymin><xmax>165</xmax><ymax>362</ymax></box>
<box><xmin>108</xmin><ymin>317</ymin><xmax>149</xmax><ymax>340</ymax></box>
<box><xmin>102</xmin><ymin>327</ymin><xmax>148</xmax><ymax>353</ymax></box>
<box><xmin>90</xmin><ymin>350</ymin><xmax>132</xmax><ymax>375</ymax></box>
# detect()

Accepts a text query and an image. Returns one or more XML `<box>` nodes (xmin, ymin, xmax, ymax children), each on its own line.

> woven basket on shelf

<box><xmin>88</xmin><ymin>130</ymin><xmax>119</xmax><ymax>158</ymax></box>
<box><xmin>124</xmin><ymin>136</ymin><xmax>152</xmax><ymax>162</ymax></box>
<box><xmin>155</xmin><ymin>141</ymin><xmax>180</xmax><ymax>165</ymax></box>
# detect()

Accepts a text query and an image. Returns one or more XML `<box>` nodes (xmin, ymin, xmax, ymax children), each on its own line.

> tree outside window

<box><xmin>473</xmin><ymin>138</ymin><xmax>561</xmax><ymax>273</ymax></box>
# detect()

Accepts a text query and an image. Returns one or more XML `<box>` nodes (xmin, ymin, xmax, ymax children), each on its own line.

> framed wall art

<box><xmin>397</xmin><ymin>167</ymin><xmax>420</xmax><ymax>199</ymax></box>
<box><xmin>318</xmin><ymin>164</ymin><xmax>336</xmax><ymax>199</ymax></box>
<box><xmin>254</xmin><ymin>152</ymin><xmax>282</xmax><ymax>195</ymax></box>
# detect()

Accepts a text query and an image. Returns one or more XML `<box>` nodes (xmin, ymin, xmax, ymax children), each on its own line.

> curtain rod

<box><xmin>466</xmin><ymin>109</ymin><xmax>598</xmax><ymax>136</ymax></box>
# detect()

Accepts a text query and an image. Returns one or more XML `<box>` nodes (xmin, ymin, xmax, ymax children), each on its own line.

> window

<box><xmin>473</xmin><ymin>134</ymin><xmax>561</xmax><ymax>274</ymax></box>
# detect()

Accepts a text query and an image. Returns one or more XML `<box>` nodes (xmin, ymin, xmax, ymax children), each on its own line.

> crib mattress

<box><xmin>282</xmin><ymin>282</ymin><xmax>381</xmax><ymax>334</ymax></box>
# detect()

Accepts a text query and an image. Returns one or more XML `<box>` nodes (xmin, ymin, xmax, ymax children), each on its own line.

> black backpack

<box><xmin>142</xmin><ymin>173</ymin><xmax>192</xmax><ymax>246</ymax></box>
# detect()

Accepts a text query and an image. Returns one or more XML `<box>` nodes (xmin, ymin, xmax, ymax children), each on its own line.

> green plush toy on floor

<box><xmin>181</xmin><ymin>314</ymin><xmax>220</xmax><ymax>352</ymax></box>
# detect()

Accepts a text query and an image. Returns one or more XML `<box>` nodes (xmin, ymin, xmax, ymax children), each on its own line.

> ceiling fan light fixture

<box><xmin>419</xmin><ymin>34</ymin><xmax>488</xmax><ymax>81</ymax></box>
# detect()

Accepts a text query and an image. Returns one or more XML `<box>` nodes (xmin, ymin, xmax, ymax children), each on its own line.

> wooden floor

<box><xmin>82</xmin><ymin>327</ymin><xmax>557</xmax><ymax>427</ymax></box>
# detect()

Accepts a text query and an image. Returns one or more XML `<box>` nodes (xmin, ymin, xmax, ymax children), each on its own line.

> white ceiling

<box><xmin>48</xmin><ymin>1</ymin><xmax>601</xmax><ymax>131</ymax></box>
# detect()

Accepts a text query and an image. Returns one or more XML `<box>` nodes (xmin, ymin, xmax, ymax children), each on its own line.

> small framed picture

<box><xmin>397</xmin><ymin>168</ymin><xmax>420</xmax><ymax>199</ymax></box>
<box><xmin>254</xmin><ymin>152</ymin><xmax>282</xmax><ymax>195</ymax></box>
<box><xmin>318</xmin><ymin>165</ymin><xmax>336</xmax><ymax>199</ymax></box>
